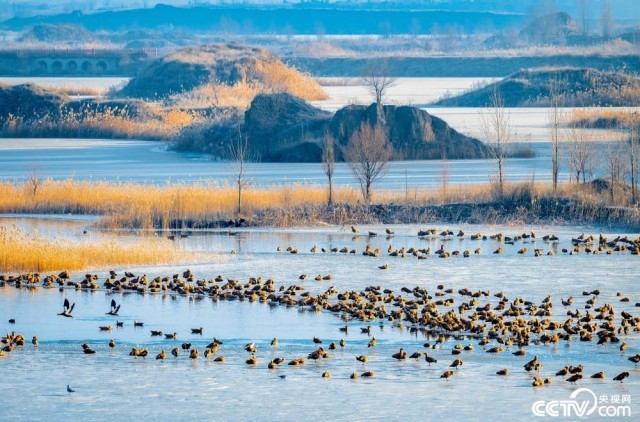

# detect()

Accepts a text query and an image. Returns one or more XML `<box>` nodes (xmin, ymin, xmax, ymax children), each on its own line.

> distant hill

<box><xmin>434</xmin><ymin>68</ymin><xmax>640</xmax><ymax>107</ymax></box>
<box><xmin>1</xmin><ymin>4</ymin><xmax>524</xmax><ymax>34</ymax></box>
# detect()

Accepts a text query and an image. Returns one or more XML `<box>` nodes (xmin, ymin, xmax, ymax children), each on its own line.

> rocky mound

<box><xmin>180</xmin><ymin>93</ymin><xmax>489</xmax><ymax>162</ymax></box>
<box><xmin>434</xmin><ymin>68</ymin><xmax>640</xmax><ymax>107</ymax></box>
<box><xmin>0</xmin><ymin>84</ymin><xmax>67</xmax><ymax>121</ymax></box>
<box><xmin>118</xmin><ymin>43</ymin><xmax>325</xmax><ymax>101</ymax></box>
<box><xmin>520</xmin><ymin>12</ymin><xmax>579</xmax><ymax>45</ymax></box>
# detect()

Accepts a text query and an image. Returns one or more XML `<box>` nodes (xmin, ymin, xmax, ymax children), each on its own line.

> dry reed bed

<box><xmin>0</xmin><ymin>227</ymin><xmax>209</xmax><ymax>273</ymax></box>
<box><xmin>1</xmin><ymin>179</ymin><xmax>637</xmax><ymax>229</ymax></box>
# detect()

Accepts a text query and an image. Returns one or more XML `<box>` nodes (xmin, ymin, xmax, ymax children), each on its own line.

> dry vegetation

<box><xmin>0</xmin><ymin>105</ymin><xmax>204</xmax><ymax>140</ymax></box>
<box><xmin>565</xmin><ymin>108</ymin><xmax>638</xmax><ymax>129</ymax></box>
<box><xmin>172</xmin><ymin>60</ymin><xmax>327</xmax><ymax>109</ymax></box>
<box><xmin>0</xmin><ymin>179</ymin><xmax>638</xmax><ymax>230</ymax></box>
<box><xmin>0</xmin><ymin>226</ymin><xmax>207</xmax><ymax>273</ymax></box>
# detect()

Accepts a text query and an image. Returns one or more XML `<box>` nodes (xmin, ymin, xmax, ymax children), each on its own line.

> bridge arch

<box><xmin>66</xmin><ymin>61</ymin><xmax>78</xmax><ymax>72</ymax></box>
<box><xmin>36</xmin><ymin>60</ymin><xmax>48</xmax><ymax>72</ymax></box>
<box><xmin>51</xmin><ymin>61</ymin><xmax>63</xmax><ymax>72</ymax></box>
<box><xmin>96</xmin><ymin>61</ymin><xmax>107</xmax><ymax>72</ymax></box>
<box><xmin>81</xmin><ymin>61</ymin><xmax>92</xmax><ymax>72</ymax></box>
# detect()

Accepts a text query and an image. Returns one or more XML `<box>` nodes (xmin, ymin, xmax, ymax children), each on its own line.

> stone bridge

<box><xmin>0</xmin><ymin>49</ymin><xmax>154</xmax><ymax>76</ymax></box>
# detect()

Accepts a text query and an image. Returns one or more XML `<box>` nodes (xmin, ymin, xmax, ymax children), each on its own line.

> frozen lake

<box><xmin>1</xmin><ymin>219</ymin><xmax>640</xmax><ymax>420</ymax></box>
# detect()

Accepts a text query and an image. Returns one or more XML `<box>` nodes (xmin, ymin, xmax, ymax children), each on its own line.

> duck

<box><xmin>32</xmin><ymin>336</ymin><xmax>38</xmax><ymax>347</ymax></box>
<box><xmin>450</xmin><ymin>358</ymin><xmax>463</xmax><ymax>369</ymax></box>
<box><xmin>99</xmin><ymin>326</ymin><xmax>112</xmax><ymax>332</ymax></box>
<box><xmin>362</xmin><ymin>371</ymin><xmax>374</xmax><ymax>377</ymax></box>
<box><xmin>214</xmin><ymin>356</ymin><xmax>225</xmax><ymax>362</ymax></box>
<box><xmin>156</xmin><ymin>350</ymin><xmax>166</xmax><ymax>360</ymax></box>
<box><xmin>496</xmin><ymin>369</ymin><xmax>508</xmax><ymax>376</ymax></box>
<box><xmin>356</xmin><ymin>355</ymin><xmax>368</xmax><ymax>363</ymax></box>
<box><xmin>133</xmin><ymin>321</ymin><xmax>144</xmax><ymax>327</ymax></box>
<box><xmin>339</xmin><ymin>339</ymin><xmax>346</xmax><ymax>348</ymax></box>
<box><xmin>271</xmin><ymin>337</ymin><xmax>278</xmax><ymax>346</ymax></box>
<box><xmin>191</xmin><ymin>327</ymin><xmax>203</xmax><ymax>335</ymax></box>
<box><xmin>189</xmin><ymin>348</ymin><xmax>199</xmax><ymax>359</ymax></box>
<box><xmin>392</xmin><ymin>348</ymin><xmax>407</xmax><ymax>360</ymax></box>
<box><xmin>58</xmin><ymin>298</ymin><xmax>75</xmax><ymax>318</ymax></box>
<box><xmin>368</xmin><ymin>337</ymin><xmax>377</xmax><ymax>348</ymax></box>
<box><xmin>108</xmin><ymin>339</ymin><xmax>116</xmax><ymax>348</ymax></box>
<box><xmin>245</xmin><ymin>342</ymin><xmax>257</xmax><ymax>353</ymax></box>
<box><xmin>532</xmin><ymin>378</ymin><xmax>544</xmax><ymax>387</ymax></box>
<box><xmin>246</xmin><ymin>356</ymin><xmax>258</xmax><ymax>365</ymax></box>
<box><xmin>165</xmin><ymin>332</ymin><xmax>177</xmax><ymax>340</ymax></box>
<box><xmin>150</xmin><ymin>330</ymin><xmax>163</xmax><ymax>336</ymax></box>
<box><xmin>590</xmin><ymin>371</ymin><xmax>605</xmax><ymax>379</ymax></box>
<box><xmin>171</xmin><ymin>347</ymin><xmax>179</xmax><ymax>358</ymax></box>
<box><xmin>313</xmin><ymin>337</ymin><xmax>322</xmax><ymax>344</ymax></box>
<box><xmin>322</xmin><ymin>371</ymin><xmax>331</xmax><ymax>378</ymax></box>
<box><xmin>425</xmin><ymin>354</ymin><xmax>437</xmax><ymax>365</ymax></box>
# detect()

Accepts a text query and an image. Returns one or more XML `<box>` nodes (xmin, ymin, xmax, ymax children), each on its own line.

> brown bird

<box><xmin>156</xmin><ymin>350</ymin><xmax>166</xmax><ymax>360</ymax></box>
<box><xmin>368</xmin><ymin>337</ymin><xmax>377</xmax><ymax>348</ymax></box>
<box><xmin>440</xmin><ymin>370</ymin><xmax>454</xmax><ymax>380</ymax></box>
<box><xmin>32</xmin><ymin>336</ymin><xmax>39</xmax><ymax>347</ymax></box>
<box><xmin>322</xmin><ymin>371</ymin><xmax>331</xmax><ymax>378</ymax></box>
<box><xmin>171</xmin><ymin>347</ymin><xmax>179</xmax><ymax>358</ymax></box>
<box><xmin>590</xmin><ymin>372</ymin><xmax>605</xmax><ymax>379</ymax></box>
<box><xmin>246</xmin><ymin>356</ymin><xmax>257</xmax><ymax>365</ymax></box>
<box><xmin>496</xmin><ymin>369</ymin><xmax>509</xmax><ymax>376</ymax></box>
<box><xmin>189</xmin><ymin>348</ymin><xmax>199</xmax><ymax>359</ymax></box>
<box><xmin>108</xmin><ymin>339</ymin><xmax>116</xmax><ymax>348</ymax></box>
<box><xmin>356</xmin><ymin>355</ymin><xmax>368</xmax><ymax>363</ymax></box>
<box><xmin>361</xmin><ymin>371</ymin><xmax>374</xmax><ymax>377</ymax></box>
<box><xmin>425</xmin><ymin>354</ymin><xmax>437</xmax><ymax>365</ymax></box>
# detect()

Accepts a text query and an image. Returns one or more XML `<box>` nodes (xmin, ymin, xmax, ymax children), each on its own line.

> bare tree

<box><xmin>547</xmin><ymin>75</ymin><xmax>564</xmax><ymax>193</ymax></box>
<box><xmin>322</xmin><ymin>130</ymin><xmax>336</xmax><ymax>205</ymax></box>
<box><xmin>565</xmin><ymin>124</ymin><xmax>596</xmax><ymax>184</ymax></box>
<box><xmin>26</xmin><ymin>166</ymin><xmax>42</xmax><ymax>197</ymax></box>
<box><xmin>344</xmin><ymin>123</ymin><xmax>393</xmax><ymax>203</ymax></box>
<box><xmin>481</xmin><ymin>87</ymin><xmax>513</xmax><ymax>198</ymax></box>
<box><xmin>361</xmin><ymin>60</ymin><xmax>396</xmax><ymax>106</ymax></box>
<box><xmin>600</xmin><ymin>0</ymin><xmax>614</xmax><ymax>38</ymax></box>
<box><xmin>603</xmin><ymin>141</ymin><xmax>627</xmax><ymax>204</ymax></box>
<box><xmin>628</xmin><ymin>112</ymin><xmax>639</xmax><ymax>205</ymax></box>
<box><xmin>578</xmin><ymin>0</ymin><xmax>591</xmax><ymax>37</ymax></box>
<box><xmin>226</xmin><ymin>126</ymin><xmax>252</xmax><ymax>216</ymax></box>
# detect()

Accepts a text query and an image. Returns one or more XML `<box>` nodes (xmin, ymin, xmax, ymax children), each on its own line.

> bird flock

<box><xmin>1</xmin><ymin>227</ymin><xmax>639</xmax><ymax>387</ymax></box>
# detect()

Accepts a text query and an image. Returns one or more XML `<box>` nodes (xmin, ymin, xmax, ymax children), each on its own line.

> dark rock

<box><xmin>195</xmin><ymin>93</ymin><xmax>489</xmax><ymax>161</ymax></box>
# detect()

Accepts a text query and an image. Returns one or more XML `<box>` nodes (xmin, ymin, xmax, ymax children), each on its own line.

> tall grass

<box><xmin>0</xmin><ymin>226</ymin><xmax>206</xmax><ymax>273</ymax></box>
